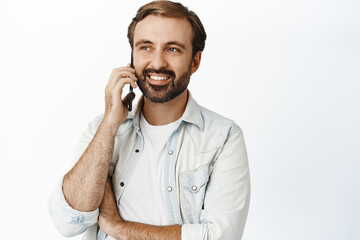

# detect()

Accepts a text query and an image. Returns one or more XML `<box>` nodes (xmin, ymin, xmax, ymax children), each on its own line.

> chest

<box><xmin>111</xmin><ymin>125</ymin><xmax>222</xmax><ymax>224</ymax></box>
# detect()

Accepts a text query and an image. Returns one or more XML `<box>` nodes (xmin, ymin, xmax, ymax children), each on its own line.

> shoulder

<box><xmin>185</xmin><ymin>104</ymin><xmax>243</xmax><ymax>152</ymax></box>
<box><xmin>199</xmin><ymin>105</ymin><xmax>241</xmax><ymax>134</ymax></box>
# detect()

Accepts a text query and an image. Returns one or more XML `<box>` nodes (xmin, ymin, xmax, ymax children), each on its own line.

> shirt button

<box><xmin>120</xmin><ymin>182</ymin><xmax>125</xmax><ymax>187</ymax></box>
<box><xmin>167</xmin><ymin>186</ymin><xmax>173</xmax><ymax>192</ymax></box>
<box><xmin>168</xmin><ymin>150</ymin><xmax>173</xmax><ymax>155</ymax></box>
<box><xmin>135</xmin><ymin>149</ymin><xmax>140</xmax><ymax>153</ymax></box>
<box><xmin>71</xmin><ymin>216</ymin><xmax>79</xmax><ymax>223</ymax></box>
<box><xmin>71</xmin><ymin>214</ymin><xmax>83</xmax><ymax>223</ymax></box>
<box><xmin>192</xmin><ymin>185</ymin><xmax>197</xmax><ymax>191</ymax></box>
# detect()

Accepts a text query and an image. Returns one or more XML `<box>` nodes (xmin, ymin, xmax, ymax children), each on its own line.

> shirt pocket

<box><xmin>179</xmin><ymin>164</ymin><xmax>210</xmax><ymax>224</ymax></box>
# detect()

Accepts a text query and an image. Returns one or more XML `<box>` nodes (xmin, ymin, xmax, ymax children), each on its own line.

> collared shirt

<box><xmin>48</xmin><ymin>92</ymin><xmax>251</xmax><ymax>240</ymax></box>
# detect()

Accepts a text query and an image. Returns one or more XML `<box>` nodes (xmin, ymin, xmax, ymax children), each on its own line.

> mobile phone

<box><xmin>128</xmin><ymin>53</ymin><xmax>134</xmax><ymax>111</ymax></box>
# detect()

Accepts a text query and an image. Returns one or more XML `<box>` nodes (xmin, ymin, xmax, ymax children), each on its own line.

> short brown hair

<box><xmin>128</xmin><ymin>0</ymin><xmax>206</xmax><ymax>57</ymax></box>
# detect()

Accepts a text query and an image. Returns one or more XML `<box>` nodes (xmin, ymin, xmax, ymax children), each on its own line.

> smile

<box><xmin>146</xmin><ymin>74</ymin><xmax>172</xmax><ymax>86</ymax></box>
<box><xmin>149</xmin><ymin>75</ymin><xmax>170</xmax><ymax>81</ymax></box>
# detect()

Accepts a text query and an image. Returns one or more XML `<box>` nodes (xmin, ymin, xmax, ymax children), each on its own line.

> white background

<box><xmin>1</xmin><ymin>0</ymin><xmax>359</xmax><ymax>239</ymax></box>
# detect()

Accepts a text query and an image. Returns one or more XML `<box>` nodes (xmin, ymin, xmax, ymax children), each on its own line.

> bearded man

<box><xmin>49</xmin><ymin>1</ymin><xmax>250</xmax><ymax>239</ymax></box>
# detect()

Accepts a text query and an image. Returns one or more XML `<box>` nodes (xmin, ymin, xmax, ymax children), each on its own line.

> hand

<box><xmin>103</xmin><ymin>64</ymin><xmax>137</xmax><ymax>131</ymax></box>
<box><xmin>98</xmin><ymin>177</ymin><xmax>124</xmax><ymax>238</ymax></box>
<box><xmin>98</xmin><ymin>178</ymin><xmax>181</xmax><ymax>239</ymax></box>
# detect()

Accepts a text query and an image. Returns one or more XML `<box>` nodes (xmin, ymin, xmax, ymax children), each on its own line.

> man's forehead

<box><xmin>133</xmin><ymin>15</ymin><xmax>193</xmax><ymax>45</ymax></box>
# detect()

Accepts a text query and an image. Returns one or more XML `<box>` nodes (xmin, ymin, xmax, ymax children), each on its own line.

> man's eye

<box><xmin>169</xmin><ymin>48</ymin><xmax>179</xmax><ymax>52</ymax></box>
<box><xmin>141</xmin><ymin>46</ymin><xmax>150</xmax><ymax>51</ymax></box>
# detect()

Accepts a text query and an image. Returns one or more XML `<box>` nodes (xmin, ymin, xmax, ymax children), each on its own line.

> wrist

<box><xmin>113</xmin><ymin>219</ymin><xmax>127</xmax><ymax>240</ymax></box>
<box><xmin>101</xmin><ymin>116</ymin><xmax>123</xmax><ymax>135</ymax></box>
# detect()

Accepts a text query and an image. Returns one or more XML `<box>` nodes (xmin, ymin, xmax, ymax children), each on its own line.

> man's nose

<box><xmin>150</xmin><ymin>50</ymin><xmax>168</xmax><ymax>69</ymax></box>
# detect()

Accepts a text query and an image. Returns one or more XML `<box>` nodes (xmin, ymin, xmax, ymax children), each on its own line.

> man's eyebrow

<box><xmin>134</xmin><ymin>40</ymin><xmax>186</xmax><ymax>50</ymax></box>
<box><xmin>167</xmin><ymin>41</ymin><xmax>186</xmax><ymax>49</ymax></box>
<box><xmin>135</xmin><ymin>40</ymin><xmax>153</xmax><ymax>47</ymax></box>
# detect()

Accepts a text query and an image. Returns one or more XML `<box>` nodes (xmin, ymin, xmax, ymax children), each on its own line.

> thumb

<box><xmin>123</xmin><ymin>92</ymin><xmax>136</xmax><ymax>108</ymax></box>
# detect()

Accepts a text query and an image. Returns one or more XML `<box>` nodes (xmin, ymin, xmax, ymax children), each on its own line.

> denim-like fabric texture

<box><xmin>48</xmin><ymin>92</ymin><xmax>250</xmax><ymax>240</ymax></box>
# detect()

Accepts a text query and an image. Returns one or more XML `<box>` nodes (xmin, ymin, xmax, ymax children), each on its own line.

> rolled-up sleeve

<box><xmin>181</xmin><ymin>127</ymin><xmax>251</xmax><ymax>240</ymax></box>
<box><xmin>48</xmin><ymin>176</ymin><xmax>99</xmax><ymax>237</ymax></box>
<box><xmin>48</xmin><ymin>116</ymin><xmax>103</xmax><ymax>237</ymax></box>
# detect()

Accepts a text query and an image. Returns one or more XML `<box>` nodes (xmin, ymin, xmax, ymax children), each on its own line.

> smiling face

<box><xmin>133</xmin><ymin>15</ymin><xmax>201</xmax><ymax>103</ymax></box>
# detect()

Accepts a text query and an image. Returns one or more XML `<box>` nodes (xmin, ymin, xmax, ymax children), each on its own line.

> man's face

<box><xmin>133</xmin><ymin>15</ymin><xmax>199</xmax><ymax>103</ymax></box>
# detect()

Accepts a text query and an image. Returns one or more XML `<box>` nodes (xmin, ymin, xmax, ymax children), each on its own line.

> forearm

<box><xmin>113</xmin><ymin>221</ymin><xmax>181</xmax><ymax>240</ymax></box>
<box><xmin>63</xmin><ymin>119</ymin><xmax>118</xmax><ymax>211</ymax></box>
<box><xmin>98</xmin><ymin>175</ymin><xmax>181</xmax><ymax>240</ymax></box>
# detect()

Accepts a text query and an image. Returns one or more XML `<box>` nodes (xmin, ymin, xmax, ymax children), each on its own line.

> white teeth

<box><xmin>149</xmin><ymin>75</ymin><xmax>169</xmax><ymax>81</ymax></box>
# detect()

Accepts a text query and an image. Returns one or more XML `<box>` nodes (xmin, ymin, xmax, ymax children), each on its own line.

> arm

<box><xmin>98</xmin><ymin>178</ymin><xmax>181</xmax><ymax>240</ymax></box>
<box><xmin>62</xmin><ymin>65</ymin><xmax>138</xmax><ymax>212</ymax></box>
<box><xmin>99</xmin><ymin>127</ymin><xmax>250</xmax><ymax>240</ymax></box>
<box><xmin>117</xmin><ymin>222</ymin><xmax>181</xmax><ymax>240</ymax></box>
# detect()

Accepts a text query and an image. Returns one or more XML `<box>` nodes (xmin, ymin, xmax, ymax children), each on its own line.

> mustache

<box><xmin>142</xmin><ymin>68</ymin><xmax>175</xmax><ymax>78</ymax></box>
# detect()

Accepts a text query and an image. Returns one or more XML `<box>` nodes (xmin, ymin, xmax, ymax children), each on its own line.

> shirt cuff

<box><xmin>48</xmin><ymin>176</ymin><xmax>99</xmax><ymax>226</ymax></box>
<box><xmin>182</xmin><ymin>223</ymin><xmax>208</xmax><ymax>240</ymax></box>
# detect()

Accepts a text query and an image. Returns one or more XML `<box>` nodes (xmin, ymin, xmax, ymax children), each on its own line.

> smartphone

<box><xmin>128</xmin><ymin>53</ymin><xmax>134</xmax><ymax>111</ymax></box>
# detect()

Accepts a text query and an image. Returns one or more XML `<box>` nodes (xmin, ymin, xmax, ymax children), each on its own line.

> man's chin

<box><xmin>143</xmin><ymin>92</ymin><xmax>172</xmax><ymax>103</ymax></box>
<box><xmin>148</xmin><ymin>83</ymin><xmax>169</xmax><ymax>91</ymax></box>
<box><xmin>144</xmin><ymin>88</ymin><xmax>188</xmax><ymax>103</ymax></box>
<box><xmin>138</xmin><ymin>72</ymin><xmax>190</xmax><ymax>103</ymax></box>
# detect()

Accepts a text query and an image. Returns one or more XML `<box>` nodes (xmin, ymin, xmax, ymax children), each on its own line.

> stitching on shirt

<box><xmin>184</xmin><ymin>125</ymin><xmax>200</xmax><ymax>154</ymax></box>
<box><xmin>179</xmin><ymin>162</ymin><xmax>211</xmax><ymax>176</ymax></box>
<box><xmin>214</xmin><ymin>126</ymin><xmax>243</xmax><ymax>163</ymax></box>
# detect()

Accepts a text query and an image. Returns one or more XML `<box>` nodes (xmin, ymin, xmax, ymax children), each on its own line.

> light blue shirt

<box><xmin>48</xmin><ymin>92</ymin><xmax>251</xmax><ymax>239</ymax></box>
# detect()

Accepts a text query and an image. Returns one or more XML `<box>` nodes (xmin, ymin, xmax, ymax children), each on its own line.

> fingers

<box><xmin>110</xmin><ymin>77</ymin><xmax>137</xmax><ymax>99</ymax></box>
<box><xmin>110</xmin><ymin>69</ymin><xmax>137</xmax><ymax>81</ymax></box>
<box><xmin>106</xmin><ymin>66</ymin><xmax>137</xmax><ymax>92</ymax></box>
<box><xmin>103</xmin><ymin>65</ymin><xmax>138</xmax><ymax>126</ymax></box>
<box><xmin>113</xmin><ymin>64</ymin><xmax>135</xmax><ymax>73</ymax></box>
<box><xmin>107</xmin><ymin>71</ymin><xmax>137</xmax><ymax>89</ymax></box>
<box><xmin>109</xmin><ymin>65</ymin><xmax>135</xmax><ymax>79</ymax></box>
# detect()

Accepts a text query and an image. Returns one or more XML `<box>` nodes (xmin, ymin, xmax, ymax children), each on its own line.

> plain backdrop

<box><xmin>1</xmin><ymin>0</ymin><xmax>359</xmax><ymax>239</ymax></box>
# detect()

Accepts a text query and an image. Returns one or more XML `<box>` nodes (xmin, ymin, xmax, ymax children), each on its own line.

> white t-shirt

<box><xmin>118</xmin><ymin>113</ymin><xmax>180</xmax><ymax>226</ymax></box>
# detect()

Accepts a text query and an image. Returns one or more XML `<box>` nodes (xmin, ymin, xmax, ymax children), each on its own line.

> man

<box><xmin>48</xmin><ymin>1</ymin><xmax>250</xmax><ymax>239</ymax></box>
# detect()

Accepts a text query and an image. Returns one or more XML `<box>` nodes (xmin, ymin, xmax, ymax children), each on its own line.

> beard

<box><xmin>136</xmin><ymin>63</ymin><xmax>192</xmax><ymax>103</ymax></box>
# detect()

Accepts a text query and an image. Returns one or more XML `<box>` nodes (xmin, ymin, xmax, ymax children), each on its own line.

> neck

<box><xmin>142</xmin><ymin>90</ymin><xmax>188</xmax><ymax>126</ymax></box>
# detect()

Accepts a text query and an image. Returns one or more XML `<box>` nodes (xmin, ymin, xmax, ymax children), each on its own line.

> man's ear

<box><xmin>191</xmin><ymin>51</ymin><xmax>202</xmax><ymax>74</ymax></box>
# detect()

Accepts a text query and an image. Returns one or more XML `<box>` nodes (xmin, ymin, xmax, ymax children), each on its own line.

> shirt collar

<box><xmin>126</xmin><ymin>90</ymin><xmax>204</xmax><ymax>131</ymax></box>
<box><xmin>181</xmin><ymin>91</ymin><xmax>204</xmax><ymax>131</ymax></box>
<box><xmin>126</xmin><ymin>97</ymin><xmax>143</xmax><ymax>131</ymax></box>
